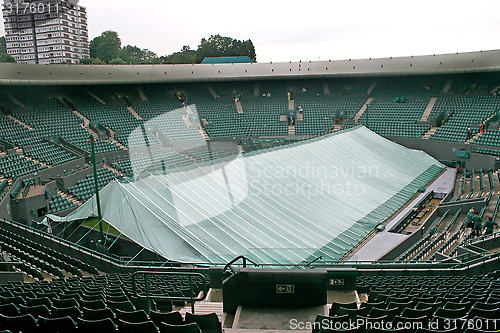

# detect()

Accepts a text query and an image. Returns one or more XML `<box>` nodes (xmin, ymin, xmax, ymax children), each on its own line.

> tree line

<box><xmin>86</xmin><ymin>31</ymin><xmax>256</xmax><ymax>65</ymax></box>
<box><xmin>0</xmin><ymin>31</ymin><xmax>257</xmax><ymax>64</ymax></box>
<box><xmin>0</xmin><ymin>36</ymin><xmax>16</xmax><ymax>63</ymax></box>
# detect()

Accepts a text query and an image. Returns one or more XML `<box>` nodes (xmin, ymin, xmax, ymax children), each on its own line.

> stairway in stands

<box><xmin>72</xmin><ymin>110</ymin><xmax>98</xmax><ymax>139</ymax></box>
<box><xmin>422</xmin><ymin>126</ymin><xmax>438</xmax><ymax>139</ymax></box>
<box><xmin>126</xmin><ymin>106</ymin><xmax>143</xmax><ymax>120</ymax></box>
<box><xmin>366</xmin><ymin>82</ymin><xmax>377</xmax><ymax>95</ymax></box>
<box><xmin>106</xmin><ymin>127</ymin><xmax>128</xmax><ymax>150</ymax></box>
<box><xmin>8</xmin><ymin>115</ymin><xmax>34</xmax><ymax>131</ymax></box>
<box><xmin>442</xmin><ymin>79</ymin><xmax>453</xmax><ymax>92</ymax></box>
<box><xmin>235</xmin><ymin>99</ymin><xmax>244</xmax><ymax>114</ymax></box>
<box><xmin>420</xmin><ymin>96</ymin><xmax>437</xmax><ymax>122</ymax></box>
<box><xmin>333</xmin><ymin>124</ymin><xmax>343</xmax><ymax>132</ymax></box>
<box><xmin>354</xmin><ymin>97</ymin><xmax>373</xmax><ymax>123</ymax></box>
<box><xmin>57</xmin><ymin>189</ymin><xmax>82</xmax><ymax>206</ymax></box>
<box><xmin>467</xmin><ymin>131</ymin><xmax>485</xmax><ymax>144</ymax></box>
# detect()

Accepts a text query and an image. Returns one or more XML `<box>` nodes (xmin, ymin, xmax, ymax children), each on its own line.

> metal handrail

<box><xmin>131</xmin><ymin>271</ymin><xmax>208</xmax><ymax>313</ymax></box>
<box><xmin>223</xmin><ymin>255</ymin><xmax>259</xmax><ymax>275</ymax></box>
<box><xmin>304</xmin><ymin>256</ymin><xmax>323</xmax><ymax>268</ymax></box>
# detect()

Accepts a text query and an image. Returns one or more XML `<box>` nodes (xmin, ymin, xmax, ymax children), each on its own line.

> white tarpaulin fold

<box><xmin>48</xmin><ymin>126</ymin><xmax>444</xmax><ymax>265</ymax></box>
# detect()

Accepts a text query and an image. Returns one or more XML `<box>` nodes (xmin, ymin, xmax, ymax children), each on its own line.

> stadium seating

<box><xmin>0</xmin><ymin>271</ymin><xmax>213</xmax><ymax>333</ymax></box>
<box><xmin>430</xmin><ymin>96</ymin><xmax>500</xmax><ymax>142</ymax></box>
<box><xmin>48</xmin><ymin>194</ymin><xmax>77</xmax><ymax>213</ymax></box>
<box><xmin>308</xmin><ymin>272</ymin><xmax>500</xmax><ymax>333</ymax></box>
<box><xmin>0</xmin><ymin>154</ymin><xmax>47</xmax><ymax>180</ymax></box>
<box><xmin>67</xmin><ymin>168</ymin><xmax>119</xmax><ymax>202</ymax></box>
<box><xmin>23</xmin><ymin>142</ymin><xmax>76</xmax><ymax>166</ymax></box>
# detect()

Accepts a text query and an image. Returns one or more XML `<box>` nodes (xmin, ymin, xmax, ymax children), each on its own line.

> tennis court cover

<box><xmin>50</xmin><ymin>126</ymin><xmax>443</xmax><ymax>265</ymax></box>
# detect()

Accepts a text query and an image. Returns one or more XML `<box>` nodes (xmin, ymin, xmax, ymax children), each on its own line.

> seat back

<box><xmin>52</xmin><ymin>298</ymin><xmax>80</xmax><ymax>308</ymax></box>
<box><xmin>78</xmin><ymin>317</ymin><xmax>118</xmax><ymax>333</ymax></box>
<box><xmin>160</xmin><ymin>322</ymin><xmax>201</xmax><ymax>333</ymax></box>
<box><xmin>82</xmin><ymin>307</ymin><xmax>115</xmax><ymax>321</ymax></box>
<box><xmin>19</xmin><ymin>304</ymin><xmax>51</xmax><ymax>318</ymax></box>
<box><xmin>51</xmin><ymin>305</ymin><xmax>82</xmax><ymax>320</ymax></box>
<box><xmin>329</xmin><ymin>301</ymin><xmax>358</xmax><ymax>316</ymax></box>
<box><xmin>117</xmin><ymin>319</ymin><xmax>158</xmax><ymax>333</ymax></box>
<box><xmin>115</xmin><ymin>309</ymin><xmax>149</xmax><ymax>323</ymax></box>
<box><xmin>1</xmin><ymin>313</ymin><xmax>39</xmax><ymax>333</ymax></box>
<box><xmin>150</xmin><ymin>311</ymin><xmax>184</xmax><ymax>327</ymax></box>
<box><xmin>184</xmin><ymin>312</ymin><xmax>221</xmax><ymax>333</ymax></box>
<box><xmin>80</xmin><ymin>299</ymin><xmax>106</xmax><ymax>310</ymax></box>
<box><xmin>39</xmin><ymin>315</ymin><xmax>78</xmax><ymax>333</ymax></box>
<box><xmin>107</xmin><ymin>300</ymin><xmax>135</xmax><ymax>312</ymax></box>
<box><xmin>26</xmin><ymin>296</ymin><xmax>52</xmax><ymax>308</ymax></box>
<box><xmin>0</xmin><ymin>303</ymin><xmax>19</xmax><ymax>316</ymax></box>
<box><xmin>368</xmin><ymin>307</ymin><xmax>400</xmax><ymax>321</ymax></box>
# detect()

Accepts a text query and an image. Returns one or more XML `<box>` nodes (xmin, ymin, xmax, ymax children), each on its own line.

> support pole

<box><xmin>90</xmin><ymin>135</ymin><xmax>104</xmax><ymax>243</ymax></box>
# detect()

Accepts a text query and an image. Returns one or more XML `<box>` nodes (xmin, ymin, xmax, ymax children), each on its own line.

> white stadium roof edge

<box><xmin>1</xmin><ymin>49</ymin><xmax>500</xmax><ymax>86</ymax></box>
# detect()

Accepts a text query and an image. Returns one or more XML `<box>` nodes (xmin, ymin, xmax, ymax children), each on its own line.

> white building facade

<box><xmin>2</xmin><ymin>0</ymin><xmax>89</xmax><ymax>64</ymax></box>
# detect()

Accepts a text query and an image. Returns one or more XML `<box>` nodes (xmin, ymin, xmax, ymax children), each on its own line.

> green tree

<box><xmin>120</xmin><ymin>45</ymin><xmax>159</xmax><ymax>64</ymax></box>
<box><xmin>109</xmin><ymin>58</ymin><xmax>126</xmax><ymax>64</ymax></box>
<box><xmin>120</xmin><ymin>45</ymin><xmax>143</xmax><ymax>64</ymax></box>
<box><xmin>195</xmin><ymin>35</ymin><xmax>256</xmax><ymax>63</ymax></box>
<box><xmin>89</xmin><ymin>31</ymin><xmax>121</xmax><ymax>63</ymax></box>
<box><xmin>161</xmin><ymin>50</ymin><xmax>196</xmax><ymax>64</ymax></box>
<box><xmin>0</xmin><ymin>36</ymin><xmax>15</xmax><ymax>63</ymax></box>
<box><xmin>90</xmin><ymin>57</ymin><xmax>104</xmax><ymax>65</ymax></box>
<box><xmin>0</xmin><ymin>53</ymin><xmax>15</xmax><ymax>63</ymax></box>
<box><xmin>141</xmin><ymin>49</ymin><xmax>160</xmax><ymax>64</ymax></box>
<box><xmin>0</xmin><ymin>36</ymin><xmax>7</xmax><ymax>54</ymax></box>
<box><xmin>245</xmin><ymin>39</ymin><xmax>256</xmax><ymax>62</ymax></box>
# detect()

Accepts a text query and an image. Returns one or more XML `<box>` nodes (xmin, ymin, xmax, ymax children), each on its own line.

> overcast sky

<box><xmin>2</xmin><ymin>0</ymin><xmax>499</xmax><ymax>62</ymax></box>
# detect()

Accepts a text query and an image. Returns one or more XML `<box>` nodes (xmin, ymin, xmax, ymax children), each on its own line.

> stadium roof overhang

<box><xmin>1</xmin><ymin>49</ymin><xmax>499</xmax><ymax>86</ymax></box>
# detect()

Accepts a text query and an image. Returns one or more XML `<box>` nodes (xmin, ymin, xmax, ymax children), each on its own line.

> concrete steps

<box><xmin>85</xmin><ymin>89</ymin><xmax>106</xmax><ymax>105</ymax></box>
<box><xmin>6</xmin><ymin>93</ymin><xmax>24</xmax><ymax>108</ymax></box>
<box><xmin>323</xmin><ymin>82</ymin><xmax>330</xmax><ymax>96</ymax></box>
<box><xmin>57</xmin><ymin>189</ymin><xmax>82</xmax><ymax>206</ymax></box>
<box><xmin>333</xmin><ymin>124</ymin><xmax>342</xmax><ymax>132</ymax></box>
<box><xmin>137</xmin><ymin>86</ymin><xmax>148</xmax><ymax>101</ymax></box>
<box><xmin>288</xmin><ymin>124</ymin><xmax>295</xmax><ymax>136</ymax></box>
<box><xmin>253</xmin><ymin>84</ymin><xmax>260</xmax><ymax>97</ymax></box>
<box><xmin>8</xmin><ymin>115</ymin><xmax>34</xmax><ymax>131</ymax></box>
<box><xmin>200</xmin><ymin>128</ymin><xmax>210</xmax><ymax>141</ymax></box>
<box><xmin>235</xmin><ymin>100</ymin><xmax>244</xmax><ymax>114</ymax></box>
<box><xmin>420</xmin><ymin>96</ymin><xmax>437</xmax><ymax>122</ymax></box>
<box><xmin>367</xmin><ymin>82</ymin><xmax>377</xmax><ymax>95</ymax></box>
<box><xmin>423</xmin><ymin>126</ymin><xmax>438</xmax><ymax>139</ymax></box>
<box><xmin>467</xmin><ymin>131</ymin><xmax>484</xmax><ymax>144</ymax></box>
<box><xmin>126</xmin><ymin>106</ymin><xmax>143</xmax><ymax>120</ymax></box>
<box><xmin>296</xmin><ymin>112</ymin><xmax>303</xmax><ymax>122</ymax></box>
<box><xmin>180</xmin><ymin>301</ymin><xmax>225</xmax><ymax>324</ymax></box>
<box><xmin>288</xmin><ymin>100</ymin><xmax>295</xmax><ymax>110</ymax></box>
<box><xmin>354</xmin><ymin>97</ymin><xmax>373</xmax><ymax>123</ymax></box>
<box><xmin>443</xmin><ymin>80</ymin><xmax>453</xmax><ymax>93</ymax></box>
<box><xmin>207</xmin><ymin>86</ymin><xmax>219</xmax><ymax>99</ymax></box>
<box><xmin>103</xmin><ymin>163</ymin><xmax>126</xmax><ymax>177</ymax></box>
<box><xmin>72</xmin><ymin>110</ymin><xmax>98</xmax><ymax>139</ymax></box>
<box><xmin>107</xmin><ymin>128</ymin><xmax>128</xmax><ymax>151</ymax></box>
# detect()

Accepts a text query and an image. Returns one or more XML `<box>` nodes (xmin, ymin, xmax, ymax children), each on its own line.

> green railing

<box><xmin>132</xmin><ymin>271</ymin><xmax>208</xmax><ymax>313</ymax></box>
<box><xmin>1</xmin><ymin>215</ymin><xmax>499</xmax><ymax>274</ymax></box>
